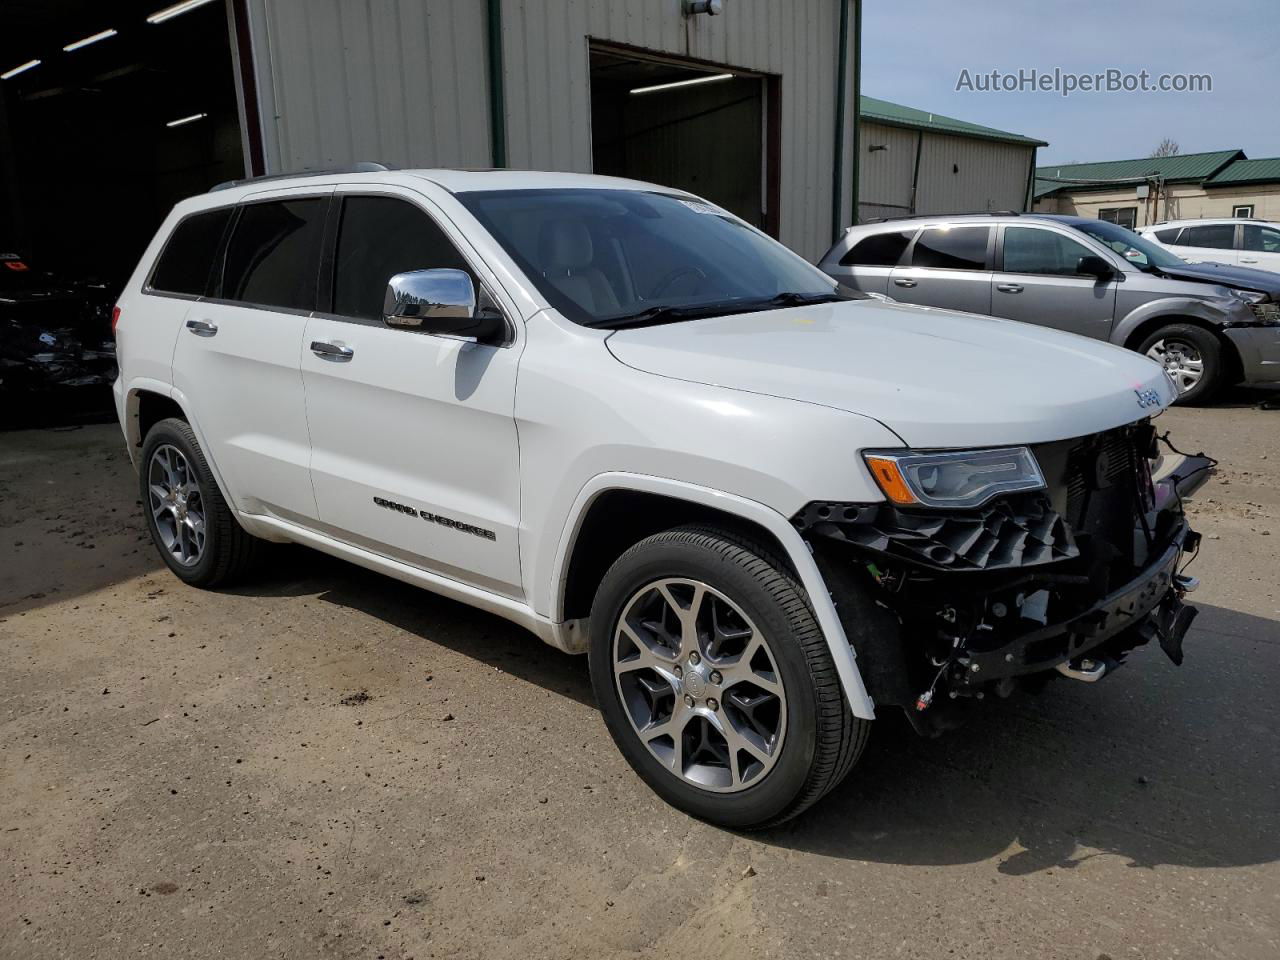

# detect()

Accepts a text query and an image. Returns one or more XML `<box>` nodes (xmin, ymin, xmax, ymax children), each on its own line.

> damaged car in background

<box><xmin>1</xmin><ymin>252</ymin><xmax>117</xmax><ymax>422</ymax></box>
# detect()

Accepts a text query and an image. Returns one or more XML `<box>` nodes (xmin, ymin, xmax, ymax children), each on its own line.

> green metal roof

<box><xmin>860</xmin><ymin>95</ymin><xmax>1048</xmax><ymax>148</ymax></box>
<box><xmin>1204</xmin><ymin>156</ymin><xmax>1280</xmax><ymax>188</ymax></box>
<box><xmin>1033</xmin><ymin>149</ymin><xmax>1243</xmax><ymax>198</ymax></box>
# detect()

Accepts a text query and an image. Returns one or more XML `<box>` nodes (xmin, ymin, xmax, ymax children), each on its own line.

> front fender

<box><xmin>1111</xmin><ymin>296</ymin><xmax>1236</xmax><ymax>347</ymax></box>
<box><xmin>546</xmin><ymin>472</ymin><xmax>878</xmax><ymax>720</ymax></box>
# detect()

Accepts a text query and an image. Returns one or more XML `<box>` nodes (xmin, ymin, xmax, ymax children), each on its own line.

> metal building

<box><xmin>235</xmin><ymin>0</ymin><xmax>861</xmax><ymax>261</ymax></box>
<box><xmin>857</xmin><ymin>96</ymin><xmax>1046</xmax><ymax>221</ymax></box>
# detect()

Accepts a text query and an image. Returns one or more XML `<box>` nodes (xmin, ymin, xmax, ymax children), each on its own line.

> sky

<box><xmin>860</xmin><ymin>0</ymin><xmax>1279</xmax><ymax>165</ymax></box>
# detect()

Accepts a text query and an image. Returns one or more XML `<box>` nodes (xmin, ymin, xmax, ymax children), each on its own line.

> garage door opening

<box><xmin>589</xmin><ymin>45</ymin><xmax>778</xmax><ymax>236</ymax></box>
<box><xmin>0</xmin><ymin>0</ymin><xmax>247</xmax><ymax>295</ymax></box>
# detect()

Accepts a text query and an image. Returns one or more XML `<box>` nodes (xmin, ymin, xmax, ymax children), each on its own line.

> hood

<box><xmin>1151</xmin><ymin>260</ymin><xmax>1280</xmax><ymax>297</ymax></box>
<box><xmin>605</xmin><ymin>299</ymin><xmax>1175</xmax><ymax>448</ymax></box>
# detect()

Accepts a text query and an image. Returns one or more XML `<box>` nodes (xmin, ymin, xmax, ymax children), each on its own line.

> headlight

<box><xmin>863</xmin><ymin>447</ymin><xmax>1045</xmax><ymax>509</ymax></box>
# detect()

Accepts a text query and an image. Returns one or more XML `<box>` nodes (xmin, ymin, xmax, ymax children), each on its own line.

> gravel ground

<box><xmin>2</xmin><ymin>389</ymin><xmax>1278</xmax><ymax>960</ymax></box>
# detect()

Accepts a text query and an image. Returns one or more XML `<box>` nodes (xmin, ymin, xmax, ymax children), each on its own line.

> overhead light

<box><xmin>2</xmin><ymin>59</ymin><xmax>41</xmax><ymax>80</ymax></box>
<box><xmin>147</xmin><ymin>0</ymin><xmax>217</xmax><ymax>24</ymax></box>
<box><xmin>166</xmin><ymin>112</ymin><xmax>208</xmax><ymax>128</ymax></box>
<box><xmin>64</xmin><ymin>29</ymin><xmax>119</xmax><ymax>52</ymax></box>
<box><xmin>630</xmin><ymin>72</ymin><xmax>734</xmax><ymax>95</ymax></box>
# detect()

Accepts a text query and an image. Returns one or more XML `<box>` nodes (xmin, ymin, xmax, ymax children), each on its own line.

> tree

<box><xmin>1151</xmin><ymin>139</ymin><xmax>1181</xmax><ymax>158</ymax></box>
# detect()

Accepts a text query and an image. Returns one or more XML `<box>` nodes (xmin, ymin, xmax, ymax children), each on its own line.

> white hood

<box><xmin>605</xmin><ymin>299</ymin><xmax>1174</xmax><ymax>448</ymax></box>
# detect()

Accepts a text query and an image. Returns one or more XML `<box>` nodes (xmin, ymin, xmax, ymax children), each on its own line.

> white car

<box><xmin>113</xmin><ymin>167</ymin><xmax>1204</xmax><ymax>827</ymax></box>
<box><xmin>1142</xmin><ymin>218</ymin><xmax>1280</xmax><ymax>273</ymax></box>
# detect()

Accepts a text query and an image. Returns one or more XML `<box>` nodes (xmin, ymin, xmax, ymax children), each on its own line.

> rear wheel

<box><xmin>139</xmin><ymin>418</ymin><xmax>263</xmax><ymax>587</ymax></box>
<box><xmin>1139</xmin><ymin>323</ymin><xmax>1224</xmax><ymax>405</ymax></box>
<box><xmin>588</xmin><ymin>526</ymin><xmax>868</xmax><ymax>828</ymax></box>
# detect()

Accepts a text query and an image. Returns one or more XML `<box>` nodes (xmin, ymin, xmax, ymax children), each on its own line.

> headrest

<box><xmin>539</xmin><ymin>220</ymin><xmax>594</xmax><ymax>273</ymax></box>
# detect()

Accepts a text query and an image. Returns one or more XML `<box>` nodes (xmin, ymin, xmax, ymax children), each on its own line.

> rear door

<box><xmin>821</xmin><ymin>228</ymin><xmax>915</xmax><ymax>295</ymax></box>
<box><xmin>1168</xmin><ymin>223</ymin><xmax>1240</xmax><ymax>265</ymax></box>
<box><xmin>990</xmin><ymin>224</ymin><xmax>1119</xmax><ymax>339</ymax></box>
<box><xmin>171</xmin><ymin>187</ymin><xmax>330</xmax><ymax>522</ymax></box>
<box><xmin>888</xmin><ymin>224</ymin><xmax>993</xmax><ymax>314</ymax></box>
<box><xmin>301</xmin><ymin>185</ymin><xmax>523</xmax><ymax>597</ymax></box>
<box><xmin>1240</xmin><ymin>223</ymin><xmax>1280</xmax><ymax>273</ymax></box>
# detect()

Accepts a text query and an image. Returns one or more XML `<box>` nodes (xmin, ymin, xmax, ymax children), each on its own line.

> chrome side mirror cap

<box><xmin>383</xmin><ymin>268</ymin><xmax>476</xmax><ymax>329</ymax></box>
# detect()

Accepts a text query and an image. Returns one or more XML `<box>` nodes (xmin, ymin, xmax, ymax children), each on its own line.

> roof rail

<box><xmin>858</xmin><ymin>210</ymin><xmax>1024</xmax><ymax>224</ymax></box>
<box><xmin>210</xmin><ymin>161</ymin><xmax>395</xmax><ymax>193</ymax></box>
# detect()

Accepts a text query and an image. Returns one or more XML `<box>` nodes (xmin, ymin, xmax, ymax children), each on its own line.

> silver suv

<box><xmin>820</xmin><ymin>213</ymin><xmax>1280</xmax><ymax>404</ymax></box>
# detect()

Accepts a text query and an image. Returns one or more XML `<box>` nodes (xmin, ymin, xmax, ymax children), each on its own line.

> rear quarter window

<box><xmin>148</xmin><ymin>207</ymin><xmax>233</xmax><ymax>296</ymax></box>
<box><xmin>839</xmin><ymin>230</ymin><xmax>915</xmax><ymax>267</ymax></box>
<box><xmin>1153</xmin><ymin>228</ymin><xmax>1182</xmax><ymax>244</ymax></box>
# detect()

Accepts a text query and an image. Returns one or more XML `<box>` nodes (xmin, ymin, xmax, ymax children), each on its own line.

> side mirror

<box><xmin>382</xmin><ymin>269</ymin><xmax>505</xmax><ymax>342</ymax></box>
<box><xmin>1076</xmin><ymin>255</ymin><xmax>1115</xmax><ymax>279</ymax></box>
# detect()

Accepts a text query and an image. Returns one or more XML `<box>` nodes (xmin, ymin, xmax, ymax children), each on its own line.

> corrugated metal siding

<box><xmin>914</xmin><ymin>133</ymin><xmax>1033</xmax><ymax>214</ymax></box>
<box><xmin>857</xmin><ymin>121</ymin><xmax>919</xmax><ymax>218</ymax></box>
<box><xmin>243</xmin><ymin>0</ymin><xmax>854</xmax><ymax>260</ymax></box>
<box><xmin>245</xmin><ymin>0</ymin><xmax>492</xmax><ymax>172</ymax></box>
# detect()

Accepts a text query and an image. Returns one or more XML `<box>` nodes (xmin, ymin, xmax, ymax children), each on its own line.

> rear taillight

<box><xmin>111</xmin><ymin>305</ymin><xmax>121</xmax><ymax>335</ymax></box>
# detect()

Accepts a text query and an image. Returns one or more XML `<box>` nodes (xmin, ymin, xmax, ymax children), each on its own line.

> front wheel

<box><xmin>1139</xmin><ymin>323</ymin><xmax>1224</xmax><ymax>405</ymax></box>
<box><xmin>588</xmin><ymin>526</ymin><xmax>869</xmax><ymax>828</ymax></box>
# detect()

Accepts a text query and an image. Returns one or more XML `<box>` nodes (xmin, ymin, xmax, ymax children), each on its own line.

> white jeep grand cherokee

<box><xmin>114</xmin><ymin>168</ymin><xmax>1204</xmax><ymax>827</ymax></box>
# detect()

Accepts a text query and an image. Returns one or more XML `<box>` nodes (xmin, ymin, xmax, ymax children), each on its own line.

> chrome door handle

<box><xmin>893</xmin><ymin>278</ymin><xmax>918</xmax><ymax>288</ymax></box>
<box><xmin>185</xmin><ymin>318</ymin><xmax>218</xmax><ymax>337</ymax></box>
<box><xmin>310</xmin><ymin>340</ymin><xmax>354</xmax><ymax>362</ymax></box>
<box><xmin>996</xmin><ymin>283</ymin><xmax>1024</xmax><ymax>293</ymax></box>
<box><xmin>1241</xmin><ymin>257</ymin><xmax>1259</xmax><ymax>264</ymax></box>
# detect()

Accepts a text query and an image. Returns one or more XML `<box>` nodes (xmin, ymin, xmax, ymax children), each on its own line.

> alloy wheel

<box><xmin>147</xmin><ymin>443</ymin><xmax>207</xmax><ymax>566</ymax></box>
<box><xmin>1146</xmin><ymin>337</ymin><xmax>1204</xmax><ymax>394</ymax></box>
<box><xmin>613</xmin><ymin>578</ymin><xmax>787</xmax><ymax>793</ymax></box>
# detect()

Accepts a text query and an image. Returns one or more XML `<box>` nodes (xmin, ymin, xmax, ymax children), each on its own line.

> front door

<box><xmin>301</xmin><ymin>187</ymin><xmax>523</xmax><ymax>598</ymax></box>
<box><xmin>991</xmin><ymin>225</ymin><xmax>1118</xmax><ymax>339</ymax></box>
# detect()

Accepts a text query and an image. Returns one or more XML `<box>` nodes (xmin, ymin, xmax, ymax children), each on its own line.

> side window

<box><xmin>1002</xmin><ymin>226</ymin><xmax>1099</xmax><ymax>276</ymax></box>
<box><xmin>840</xmin><ymin>230</ymin><xmax>915</xmax><ymax>267</ymax></box>
<box><xmin>1153</xmin><ymin>227</ymin><xmax>1183</xmax><ymax>244</ymax></box>
<box><xmin>1181</xmin><ymin>223</ymin><xmax>1235</xmax><ymax>250</ymax></box>
<box><xmin>332</xmin><ymin>196</ymin><xmax>476</xmax><ymax>321</ymax></box>
<box><xmin>910</xmin><ymin>226</ymin><xmax>990</xmax><ymax>270</ymax></box>
<box><xmin>222</xmin><ymin>198</ymin><xmax>328</xmax><ymax>311</ymax></box>
<box><xmin>1243</xmin><ymin>225</ymin><xmax>1280</xmax><ymax>253</ymax></box>
<box><xmin>149</xmin><ymin>208</ymin><xmax>233</xmax><ymax>296</ymax></box>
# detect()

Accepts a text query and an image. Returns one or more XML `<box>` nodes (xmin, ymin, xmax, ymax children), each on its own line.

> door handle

<box><xmin>310</xmin><ymin>340</ymin><xmax>354</xmax><ymax>362</ymax></box>
<box><xmin>893</xmin><ymin>278</ymin><xmax>918</xmax><ymax>288</ymax></box>
<box><xmin>185</xmin><ymin>318</ymin><xmax>218</xmax><ymax>337</ymax></box>
<box><xmin>1241</xmin><ymin>257</ymin><xmax>1259</xmax><ymax>264</ymax></box>
<box><xmin>996</xmin><ymin>283</ymin><xmax>1024</xmax><ymax>294</ymax></box>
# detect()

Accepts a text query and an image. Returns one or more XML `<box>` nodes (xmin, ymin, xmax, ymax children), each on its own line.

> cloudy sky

<box><xmin>861</xmin><ymin>0</ymin><xmax>1278</xmax><ymax>164</ymax></box>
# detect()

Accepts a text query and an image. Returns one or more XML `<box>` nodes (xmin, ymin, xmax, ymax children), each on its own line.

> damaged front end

<box><xmin>794</xmin><ymin>422</ymin><xmax>1211</xmax><ymax>736</ymax></box>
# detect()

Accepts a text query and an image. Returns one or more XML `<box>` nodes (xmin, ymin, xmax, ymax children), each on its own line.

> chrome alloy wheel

<box><xmin>147</xmin><ymin>443</ymin><xmax>206</xmax><ymax>567</ymax></box>
<box><xmin>613</xmin><ymin>578</ymin><xmax>787</xmax><ymax>792</ymax></box>
<box><xmin>1146</xmin><ymin>338</ymin><xmax>1204</xmax><ymax>394</ymax></box>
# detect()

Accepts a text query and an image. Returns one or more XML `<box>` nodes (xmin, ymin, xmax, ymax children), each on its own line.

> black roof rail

<box><xmin>857</xmin><ymin>210</ymin><xmax>1025</xmax><ymax>225</ymax></box>
<box><xmin>210</xmin><ymin>161</ymin><xmax>395</xmax><ymax>193</ymax></box>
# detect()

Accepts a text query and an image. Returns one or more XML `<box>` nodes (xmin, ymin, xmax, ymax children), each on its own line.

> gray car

<box><xmin>819</xmin><ymin>213</ymin><xmax>1280</xmax><ymax>404</ymax></box>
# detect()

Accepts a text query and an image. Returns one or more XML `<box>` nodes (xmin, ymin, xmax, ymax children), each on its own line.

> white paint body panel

<box><xmin>114</xmin><ymin>169</ymin><xmax>1176</xmax><ymax>718</ymax></box>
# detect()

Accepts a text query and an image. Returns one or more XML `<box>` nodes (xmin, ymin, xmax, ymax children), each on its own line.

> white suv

<box><xmin>1142</xmin><ymin>218</ymin><xmax>1280</xmax><ymax>273</ymax></box>
<box><xmin>114</xmin><ymin>167</ymin><xmax>1204</xmax><ymax>827</ymax></box>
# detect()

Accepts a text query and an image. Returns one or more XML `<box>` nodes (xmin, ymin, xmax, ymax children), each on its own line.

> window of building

<box><xmin>910</xmin><ymin>226</ymin><xmax>990</xmax><ymax>270</ymax></box>
<box><xmin>1098</xmin><ymin>207</ymin><xmax>1137</xmax><ymax>230</ymax></box>
<box><xmin>1243</xmin><ymin>224</ymin><xmax>1280</xmax><ymax>253</ymax></box>
<box><xmin>149</xmin><ymin>207</ymin><xmax>233</xmax><ymax>296</ymax></box>
<box><xmin>840</xmin><ymin>230</ymin><xmax>915</xmax><ymax>267</ymax></box>
<box><xmin>332</xmin><ymin>196</ymin><xmax>476</xmax><ymax>321</ymax></box>
<box><xmin>1181</xmin><ymin>223</ymin><xmax>1236</xmax><ymax>250</ymax></box>
<box><xmin>1002</xmin><ymin>226</ymin><xmax>1098</xmax><ymax>275</ymax></box>
<box><xmin>222</xmin><ymin>198</ymin><xmax>328</xmax><ymax>311</ymax></box>
<box><xmin>1232</xmin><ymin>204</ymin><xmax>1255</xmax><ymax>218</ymax></box>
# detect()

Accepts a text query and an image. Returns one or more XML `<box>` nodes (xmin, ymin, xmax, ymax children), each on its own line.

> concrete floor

<box><xmin>2</xmin><ymin>391</ymin><xmax>1278</xmax><ymax>959</ymax></box>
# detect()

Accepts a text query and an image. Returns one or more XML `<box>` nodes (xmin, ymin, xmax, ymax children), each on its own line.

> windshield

<box><xmin>457</xmin><ymin>189</ymin><xmax>840</xmax><ymax>326</ymax></box>
<box><xmin>1071</xmin><ymin>220</ymin><xmax>1186</xmax><ymax>271</ymax></box>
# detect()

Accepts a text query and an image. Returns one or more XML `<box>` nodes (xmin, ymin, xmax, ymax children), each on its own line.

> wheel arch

<box><xmin>549</xmin><ymin>474</ymin><xmax>877</xmax><ymax>719</ymax></box>
<box><xmin>1120</xmin><ymin>313</ymin><xmax>1244</xmax><ymax>385</ymax></box>
<box><xmin>126</xmin><ymin>386</ymin><xmax>188</xmax><ymax>450</ymax></box>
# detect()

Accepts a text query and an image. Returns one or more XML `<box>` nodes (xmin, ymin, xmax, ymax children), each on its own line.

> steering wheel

<box><xmin>649</xmin><ymin>265</ymin><xmax>708</xmax><ymax>299</ymax></box>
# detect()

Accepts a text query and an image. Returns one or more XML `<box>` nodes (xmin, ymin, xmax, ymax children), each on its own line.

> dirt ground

<box><xmin>2</xmin><ymin>389</ymin><xmax>1278</xmax><ymax>960</ymax></box>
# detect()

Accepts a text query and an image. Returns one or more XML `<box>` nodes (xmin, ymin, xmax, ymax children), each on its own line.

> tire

<box><xmin>1138</xmin><ymin>323</ymin><xmax>1225</xmax><ymax>406</ymax></box>
<box><xmin>588</xmin><ymin>525</ymin><xmax>869</xmax><ymax>828</ymax></box>
<box><xmin>139</xmin><ymin>417</ymin><xmax>263</xmax><ymax>587</ymax></box>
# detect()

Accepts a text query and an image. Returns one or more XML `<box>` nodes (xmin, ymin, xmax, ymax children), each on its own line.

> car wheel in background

<box><xmin>1140</xmin><ymin>323</ymin><xmax>1224</xmax><ymax>406</ymax></box>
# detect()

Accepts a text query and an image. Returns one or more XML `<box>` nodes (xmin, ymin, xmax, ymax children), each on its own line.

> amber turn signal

<box><xmin>864</xmin><ymin>455</ymin><xmax>920</xmax><ymax>506</ymax></box>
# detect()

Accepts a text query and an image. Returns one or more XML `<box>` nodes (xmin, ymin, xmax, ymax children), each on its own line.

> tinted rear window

<box><xmin>150</xmin><ymin>208</ymin><xmax>233</xmax><ymax>296</ymax></box>
<box><xmin>1153</xmin><ymin>228</ymin><xmax>1182</xmax><ymax>243</ymax></box>
<box><xmin>911</xmin><ymin>226</ymin><xmax>990</xmax><ymax>270</ymax></box>
<box><xmin>1181</xmin><ymin>223</ymin><xmax>1235</xmax><ymax>250</ymax></box>
<box><xmin>222</xmin><ymin>198</ymin><xmax>328</xmax><ymax>310</ymax></box>
<box><xmin>840</xmin><ymin>230</ymin><xmax>914</xmax><ymax>267</ymax></box>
